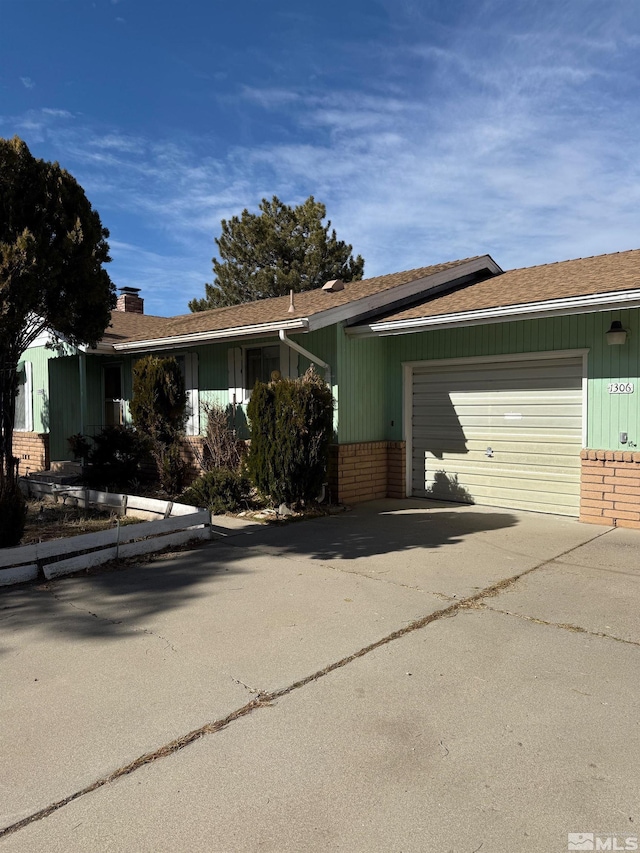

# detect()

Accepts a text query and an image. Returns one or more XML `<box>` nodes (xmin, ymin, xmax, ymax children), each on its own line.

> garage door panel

<box><xmin>415</xmin><ymin>451</ymin><xmax>582</xmax><ymax>471</ymax></box>
<box><xmin>413</xmin><ymin>458</ymin><xmax>581</xmax><ymax>483</ymax></box>
<box><xmin>411</xmin><ymin>355</ymin><xmax>584</xmax><ymax>516</ymax></box>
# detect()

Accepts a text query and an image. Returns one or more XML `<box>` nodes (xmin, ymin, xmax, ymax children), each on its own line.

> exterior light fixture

<box><xmin>606</xmin><ymin>320</ymin><xmax>627</xmax><ymax>346</ymax></box>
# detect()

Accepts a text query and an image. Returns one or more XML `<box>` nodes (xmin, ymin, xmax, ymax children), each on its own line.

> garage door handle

<box><xmin>485</xmin><ymin>447</ymin><xmax>494</xmax><ymax>457</ymax></box>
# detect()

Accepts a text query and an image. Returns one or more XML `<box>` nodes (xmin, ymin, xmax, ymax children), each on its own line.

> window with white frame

<box><xmin>129</xmin><ymin>353</ymin><xmax>200</xmax><ymax>436</ymax></box>
<box><xmin>246</xmin><ymin>345</ymin><xmax>281</xmax><ymax>389</ymax></box>
<box><xmin>174</xmin><ymin>352</ymin><xmax>199</xmax><ymax>436</ymax></box>
<box><xmin>104</xmin><ymin>363</ymin><xmax>124</xmax><ymax>426</ymax></box>
<box><xmin>14</xmin><ymin>361</ymin><xmax>33</xmax><ymax>432</ymax></box>
<box><xmin>228</xmin><ymin>343</ymin><xmax>298</xmax><ymax>406</ymax></box>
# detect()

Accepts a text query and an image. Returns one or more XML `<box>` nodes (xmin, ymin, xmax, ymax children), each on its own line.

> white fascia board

<box><xmin>347</xmin><ymin>289</ymin><xmax>640</xmax><ymax>337</ymax></box>
<box><xmin>111</xmin><ymin>318</ymin><xmax>309</xmax><ymax>353</ymax></box>
<box><xmin>305</xmin><ymin>255</ymin><xmax>502</xmax><ymax>332</ymax></box>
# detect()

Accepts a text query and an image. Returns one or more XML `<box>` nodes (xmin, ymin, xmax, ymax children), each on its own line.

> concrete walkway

<box><xmin>1</xmin><ymin>500</ymin><xmax>639</xmax><ymax>852</ymax></box>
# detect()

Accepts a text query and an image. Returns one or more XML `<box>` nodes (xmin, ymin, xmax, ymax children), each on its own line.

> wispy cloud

<box><xmin>20</xmin><ymin>77</ymin><xmax>35</xmax><ymax>90</ymax></box>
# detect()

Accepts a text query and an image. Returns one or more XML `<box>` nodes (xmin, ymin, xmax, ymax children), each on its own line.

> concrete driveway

<box><xmin>1</xmin><ymin>500</ymin><xmax>639</xmax><ymax>852</ymax></box>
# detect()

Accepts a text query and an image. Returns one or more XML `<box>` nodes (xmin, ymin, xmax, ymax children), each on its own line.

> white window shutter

<box><xmin>184</xmin><ymin>352</ymin><xmax>199</xmax><ymax>436</ymax></box>
<box><xmin>279</xmin><ymin>341</ymin><xmax>299</xmax><ymax>379</ymax></box>
<box><xmin>25</xmin><ymin>361</ymin><xmax>33</xmax><ymax>432</ymax></box>
<box><xmin>228</xmin><ymin>347</ymin><xmax>243</xmax><ymax>405</ymax></box>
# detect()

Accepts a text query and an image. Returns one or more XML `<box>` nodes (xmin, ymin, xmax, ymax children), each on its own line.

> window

<box><xmin>174</xmin><ymin>353</ymin><xmax>199</xmax><ymax>436</ymax></box>
<box><xmin>104</xmin><ymin>364</ymin><xmax>124</xmax><ymax>426</ymax></box>
<box><xmin>228</xmin><ymin>343</ymin><xmax>297</xmax><ymax>406</ymax></box>
<box><xmin>14</xmin><ymin>362</ymin><xmax>33</xmax><ymax>432</ymax></box>
<box><xmin>246</xmin><ymin>345</ymin><xmax>281</xmax><ymax>390</ymax></box>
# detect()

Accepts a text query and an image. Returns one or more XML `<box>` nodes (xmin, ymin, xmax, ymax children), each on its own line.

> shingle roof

<box><xmin>105</xmin><ymin>257</ymin><xmax>484</xmax><ymax>346</ymax></box>
<box><xmin>100</xmin><ymin>311</ymin><xmax>172</xmax><ymax>347</ymax></box>
<box><xmin>102</xmin><ymin>249</ymin><xmax>640</xmax><ymax>349</ymax></box>
<box><xmin>370</xmin><ymin>249</ymin><xmax>640</xmax><ymax>325</ymax></box>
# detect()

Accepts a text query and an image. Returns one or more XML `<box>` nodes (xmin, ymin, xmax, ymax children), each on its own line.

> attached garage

<box><xmin>407</xmin><ymin>352</ymin><xmax>586</xmax><ymax>516</ymax></box>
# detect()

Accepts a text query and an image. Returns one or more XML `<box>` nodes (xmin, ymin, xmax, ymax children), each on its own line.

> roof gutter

<box><xmin>278</xmin><ymin>330</ymin><xmax>331</xmax><ymax>386</ymax></box>
<box><xmin>346</xmin><ymin>289</ymin><xmax>640</xmax><ymax>337</ymax></box>
<box><xmin>111</xmin><ymin>318</ymin><xmax>309</xmax><ymax>352</ymax></box>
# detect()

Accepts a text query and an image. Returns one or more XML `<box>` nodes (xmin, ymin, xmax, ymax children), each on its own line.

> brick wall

<box><xmin>180</xmin><ymin>435</ymin><xmax>206</xmax><ymax>485</ymax></box>
<box><xmin>13</xmin><ymin>432</ymin><xmax>50</xmax><ymax>477</ymax></box>
<box><xmin>580</xmin><ymin>449</ymin><xmax>640</xmax><ymax>528</ymax></box>
<box><xmin>328</xmin><ymin>441</ymin><xmax>407</xmax><ymax>504</ymax></box>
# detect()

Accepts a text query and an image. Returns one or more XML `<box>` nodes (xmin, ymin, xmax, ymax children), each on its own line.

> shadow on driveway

<box><xmin>0</xmin><ymin>500</ymin><xmax>518</xmax><ymax>647</ymax></box>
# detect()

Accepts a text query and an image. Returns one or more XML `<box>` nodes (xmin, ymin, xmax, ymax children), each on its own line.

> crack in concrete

<box><xmin>483</xmin><ymin>605</ymin><xmax>640</xmax><ymax>647</ymax></box>
<box><xmin>322</xmin><ymin>561</ymin><xmax>455</xmax><ymax>600</ymax></box>
<box><xmin>227</xmin><ymin>538</ymin><xmax>454</xmax><ymax>599</ymax></box>
<box><xmin>231</xmin><ymin>676</ymin><xmax>260</xmax><ymax>694</ymax></box>
<box><xmin>0</xmin><ymin>525</ymin><xmax>613</xmax><ymax>841</ymax></box>
<box><xmin>43</xmin><ymin>587</ymin><xmax>177</xmax><ymax>652</ymax></box>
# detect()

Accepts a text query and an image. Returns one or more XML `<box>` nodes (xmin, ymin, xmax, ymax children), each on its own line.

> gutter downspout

<box><xmin>278</xmin><ymin>330</ymin><xmax>331</xmax><ymax>386</ymax></box>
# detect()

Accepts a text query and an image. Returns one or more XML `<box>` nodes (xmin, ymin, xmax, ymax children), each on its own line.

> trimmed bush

<box><xmin>130</xmin><ymin>356</ymin><xmax>187</xmax><ymax>443</ymax></box>
<box><xmin>130</xmin><ymin>355</ymin><xmax>188</xmax><ymax>494</ymax></box>
<box><xmin>246</xmin><ymin>367</ymin><xmax>333</xmax><ymax>506</ymax></box>
<box><xmin>179</xmin><ymin>468</ymin><xmax>251</xmax><ymax>514</ymax></box>
<box><xmin>85</xmin><ymin>425</ymin><xmax>148</xmax><ymax>491</ymax></box>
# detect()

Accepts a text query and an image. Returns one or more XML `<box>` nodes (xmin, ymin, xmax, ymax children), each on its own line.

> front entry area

<box><xmin>408</xmin><ymin>352</ymin><xmax>586</xmax><ymax>516</ymax></box>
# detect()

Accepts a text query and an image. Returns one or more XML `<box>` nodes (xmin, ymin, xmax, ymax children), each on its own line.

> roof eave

<box><xmin>111</xmin><ymin>317</ymin><xmax>310</xmax><ymax>352</ymax></box>
<box><xmin>346</xmin><ymin>289</ymin><xmax>640</xmax><ymax>338</ymax></box>
<box><xmin>306</xmin><ymin>255</ymin><xmax>502</xmax><ymax>332</ymax></box>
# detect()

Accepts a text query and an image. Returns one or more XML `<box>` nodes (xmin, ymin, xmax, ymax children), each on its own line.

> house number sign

<box><xmin>608</xmin><ymin>382</ymin><xmax>635</xmax><ymax>394</ymax></box>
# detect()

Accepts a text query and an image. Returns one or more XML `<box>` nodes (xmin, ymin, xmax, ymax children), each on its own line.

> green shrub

<box><xmin>157</xmin><ymin>442</ymin><xmax>188</xmax><ymax>495</ymax></box>
<box><xmin>85</xmin><ymin>425</ymin><xmax>148</xmax><ymax>491</ymax></box>
<box><xmin>246</xmin><ymin>367</ymin><xmax>333</xmax><ymax>506</ymax></box>
<box><xmin>0</xmin><ymin>479</ymin><xmax>27</xmax><ymax>548</ymax></box>
<box><xmin>179</xmin><ymin>468</ymin><xmax>251</xmax><ymax>514</ymax></box>
<box><xmin>130</xmin><ymin>355</ymin><xmax>187</xmax><ymax>444</ymax></box>
<box><xmin>130</xmin><ymin>355</ymin><xmax>188</xmax><ymax>494</ymax></box>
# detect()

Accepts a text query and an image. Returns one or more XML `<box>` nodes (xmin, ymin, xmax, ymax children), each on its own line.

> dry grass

<box><xmin>22</xmin><ymin>500</ymin><xmax>142</xmax><ymax>545</ymax></box>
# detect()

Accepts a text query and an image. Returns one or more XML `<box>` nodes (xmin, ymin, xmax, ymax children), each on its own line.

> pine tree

<box><xmin>189</xmin><ymin>195</ymin><xmax>364</xmax><ymax>311</ymax></box>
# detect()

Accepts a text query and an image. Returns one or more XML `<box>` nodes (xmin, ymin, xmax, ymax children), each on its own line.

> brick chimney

<box><xmin>116</xmin><ymin>287</ymin><xmax>144</xmax><ymax>314</ymax></box>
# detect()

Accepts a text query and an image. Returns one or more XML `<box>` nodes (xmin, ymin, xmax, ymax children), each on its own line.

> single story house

<box><xmin>15</xmin><ymin>248</ymin><xmax>640</xmax><ymax>527</ymax></box>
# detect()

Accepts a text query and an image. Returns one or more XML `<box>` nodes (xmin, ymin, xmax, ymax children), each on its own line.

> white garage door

<box><xmin>411</xmin><ymin>355</ymin><xmax>584</xmax><ymax>516</ymax></box>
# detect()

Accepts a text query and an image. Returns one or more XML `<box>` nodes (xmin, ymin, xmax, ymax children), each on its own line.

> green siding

<box><xmin>339</xmin><ymin>309</ymin><xmax>640</xmax><ymax>452</ymax></box>
<box><xmin>21</xmin><ymin>345</ymin><xmax>60</xmax><ymax>433</ymax></box>
<box><xmin>336</xmin><ymin>328</ymin><xmax>389</xmax><ymax>443</ymax></box>
<box><xmin>48</xmin><ymin>355</ymin><xmax>82</xmax><ymax>460</ymax></box>
<box><xmin>44</xmin><ymin>308</ymin><xmax>640</xmax><ymax>461</ymax></box>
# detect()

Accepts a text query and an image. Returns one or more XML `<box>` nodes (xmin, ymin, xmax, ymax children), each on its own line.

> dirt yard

<box><xmin>22</xmin><ymin>500</ymin><xmax>141</xmax><ymax>545</ymax></box>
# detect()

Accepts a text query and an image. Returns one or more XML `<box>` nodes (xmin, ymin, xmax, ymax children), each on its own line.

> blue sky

<box><xmin>1</xmin><ymin>0</ymin><xmax>639</xmax><ymax>317</ymax></box>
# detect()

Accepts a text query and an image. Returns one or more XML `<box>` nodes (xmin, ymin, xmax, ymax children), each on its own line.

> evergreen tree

<box><xmin>130</xmin><ymin>356</ymin><xmax>188</xmax><ymax>494</ymax></box>
<box><xmin>246</xmin><ymin>368</ymin><xmax>333</xmax><ymax>506</ymax></box>
<box><xmin>0</xmin><ymin>136</ymin><xmax>115</xmax><ymax>545</ymax></box>
<box><xmin>189</xmin><ymin>195</ymin><xmax>364</xmax><ymax>311</ymax></box>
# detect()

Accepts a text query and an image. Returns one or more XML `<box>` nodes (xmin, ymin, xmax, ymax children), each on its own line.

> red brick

<box><xmin>579</xmin><ymin>514</ymin><xmax>611</xmax><ymax>525</ymax></box>
<box><xmin>580</xmin><ymin>498</ymin><xmax>614</xmax><ymax>510</ymax></box>
<box><xmin>603</xmin><ymin>508</ymin><xmax>640</xmax><ymax>521</ymax></box>
<box><xmin>603</xmin><ymin>491</ymin><xmax>640</xmax><ymax>506</ymax></box>
<box><xmin>615</xmin><ymin>519</ymin><xmax>640</xmax><ymax>529</ymax></box>
<box><xmin>582</xmin><ymin>460</ymin><xmax>605</xmax><ymax>470</ymax></box>
<box><xmin>613</xmin><ymin>468</ymin><xmax>640</xmax><ymax>479</ymax></box>
<box><xmin>579</xmin><ymin>484</ymin><xmax>605</xmax><ymax>496</ymax></box>
<box><xmin>610</xmin><ymin>483</ymin><xmax>640</xmax><ymax>497</ymax></box>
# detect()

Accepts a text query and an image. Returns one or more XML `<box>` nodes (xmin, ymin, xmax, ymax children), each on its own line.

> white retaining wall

<box><xmin>0</xmin><ymin>485</ymin><xmax>211</xmax><ymax>586</ymax></box>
